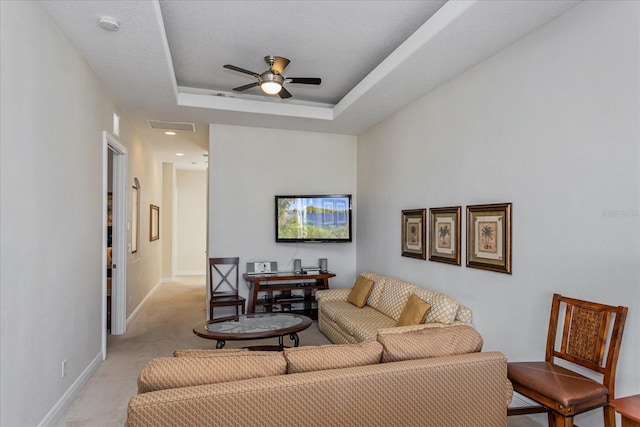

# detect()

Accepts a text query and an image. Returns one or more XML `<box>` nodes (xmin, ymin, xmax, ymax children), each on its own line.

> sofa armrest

<box><xmin>316</xmin><ymin>288</ymin><xmax>351</xmax><ymax>303</ymax></box>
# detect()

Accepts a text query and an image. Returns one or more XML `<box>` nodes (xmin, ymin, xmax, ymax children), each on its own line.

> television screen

<box><xmin>275</xmin><ymin>195</ymin><xmax>352</xmax><ymax>243</ymax></box>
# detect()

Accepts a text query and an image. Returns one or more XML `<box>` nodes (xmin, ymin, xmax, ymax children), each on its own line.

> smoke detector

<box><xmin>98</xmin><ymin>17</ymin><xmax>119</xmax><ymax>32</ymax></box>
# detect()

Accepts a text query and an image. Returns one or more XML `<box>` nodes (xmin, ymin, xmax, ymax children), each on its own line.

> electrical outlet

<box><xmin>129</xmin><ymin>295</ymin><xmax>132</xmax><ymax>306</ymax></box>
<box><xmin>61</xmin><ymin>359</ymin><xmax>67</xmax><ymax>378</ymax></box>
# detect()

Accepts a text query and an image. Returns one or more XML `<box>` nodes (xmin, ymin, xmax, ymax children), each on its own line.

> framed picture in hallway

<box><xmin>401</xmin><ymin>209</ymin><xmax>426</xmax><ymax>260</ymax></box>
<box><xmin>428</xmin><ymin>206</ymin><xmax>461</xmax><ymax>266</ymax></box>
<box><xmin>466</xmin><ymin>203</ymin><xmax>512</xmax><ymax>274</ymax></box>
<box><xmin>150</xmin><ymin>204</ymin><xmax>159</xmax><ymax>241</ymax></box>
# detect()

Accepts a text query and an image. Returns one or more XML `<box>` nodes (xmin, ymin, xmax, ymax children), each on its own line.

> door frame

<box><xmin>103</xmin><ymin>131</ymin><xmax>128</xmax><ymax>358</ymax></box>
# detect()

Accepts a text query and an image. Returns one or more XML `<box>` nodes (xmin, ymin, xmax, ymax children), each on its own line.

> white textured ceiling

<box><xmin>40</xmin><ymin>0</ymin><xmax>581</xmax><ymax>170</ymax></box>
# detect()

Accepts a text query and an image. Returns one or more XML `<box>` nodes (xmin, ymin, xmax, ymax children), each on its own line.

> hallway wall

<box><xmin>0</xmin><ymin>2</ymin><xmax>164</xmax><ymax>424</ymax></box>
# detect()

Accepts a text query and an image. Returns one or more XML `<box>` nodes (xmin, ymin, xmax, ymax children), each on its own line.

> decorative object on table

<box><xmin>149</xmin><ymin>204</ymin><xmax>159</xmax><ymax>241</ymax></box>
<box><xmin>466</xmin><ymin>203</ymin><xmax>512</xmax><ymax>273</ymax></box>
<box><xmin>428</xmin><ymin>206</ymin><xmax>461</xmax><ymax>266</ymax></box>
<box><xmin>319</xmin><ymin>258</ymin><xmax>328</xmax><ymax>273</ymax></box>
<box><xmin>401</xmin><ymin>209</ymin><xmax>427</xmax><ymax>259</ymax></box>
<box><xmin>246</xmin><ymin>261</ymin><xmax>278</xmax><ymax>275</ymax></box>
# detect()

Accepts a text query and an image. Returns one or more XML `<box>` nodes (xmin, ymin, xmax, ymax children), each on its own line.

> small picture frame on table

<box><xmin>466</xmin><ymin>203</ymin><xmax>512</xmax><ymax>274</ymax></box>
<box><xmin>401</xmin><ymin>209</ymin><xmax>427</xmax><ymax>260</ymax></box>
<box><xmin>428</xmin><ymin>206</ymin><xmax>461</xmax><ymax>266</ymax></box>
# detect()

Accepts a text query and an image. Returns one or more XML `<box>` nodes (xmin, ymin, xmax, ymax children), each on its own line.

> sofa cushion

<box><xmin>284</xmin><ymin>340</ymin><xmax>383</xmax><ymax>373</ymax></box>
<box><xmin>412</xmin><ymin>286</ymin><xmax>460</xmax><ymax>325</ymax></box>
<box><xmin>377</xmin><ymin>325</ymin><xmax>483</xmax><ymax>363</ymax></box>
<box><xmin>347</xmin><ymin>275</ymin><xmax>375</xmax><ymax>308</ymax></box>
<box><xmin>396</xmin><ymin>294</ymin><xmax>431</xmax><ymax>327</ymax></box>
<box><xmin>377</xmin><ymin>277</ymin><xmax>415</xmax><ymax>321</ymax></box>
<box><xmin>137</xmin><ymin>351</ymin><xmax>287</xmax><ymax>393</ymax></box>
<box><xmin>173</xmin><ymin>348</ymin><xmax>248</xmax><ymax>357</ymax></box>
<box><xmin>320</xmin><ymin>300</ymin><xmax>361</xmax><ymax>324</ymax></box>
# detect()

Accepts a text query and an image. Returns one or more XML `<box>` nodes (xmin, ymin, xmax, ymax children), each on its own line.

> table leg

<box><xmin>291</xmin><ymin>333</ymin><xmax>299</xmax><ymax>347</ymax></box>
<box><xmin>216</xmin><ymin>340</ymin><xmax>226</xmax><ymax>349</ymax></box>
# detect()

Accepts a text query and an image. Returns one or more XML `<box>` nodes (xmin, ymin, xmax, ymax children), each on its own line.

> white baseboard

<box><xmin>38</xmin><ymin>352</ymin><xmax>102</xmax><ymax>427</ymax></box>
<box><xmin>174</xmin><ymin>270</ymin><xmax>205</xmax><ymax>276</ymax></box>
<box><xmin>127</xmin><ymin>280</ymin><xmax>163</xmax><ymax>328</ymax></box>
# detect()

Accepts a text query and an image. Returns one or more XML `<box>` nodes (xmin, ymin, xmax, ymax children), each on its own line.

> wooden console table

<box><xmin>243</xmin><ymin>272</ymin><xmax>335</xmax><ymax>319</ymax></box>
<box><xmin>610</xmin><ymin>395</ymin><xmax>640</xmax><ymax>427</ymax></box>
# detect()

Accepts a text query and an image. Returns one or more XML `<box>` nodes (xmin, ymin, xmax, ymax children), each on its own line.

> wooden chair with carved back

<box><xmin>208</xmin><ymin>257</ymin><xmax>245</xmax><ymax>320</ymax></box>
<box><xmin>507</xmin><ymin>293</ymin><xmax>628</xmax><ymax>427</ymax></box>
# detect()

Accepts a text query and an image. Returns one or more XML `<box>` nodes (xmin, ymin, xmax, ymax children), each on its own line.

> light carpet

<box><xmin>55</xmin><ymin>277</ymin><xmax>544</xmax><ymax>427</ymax></box>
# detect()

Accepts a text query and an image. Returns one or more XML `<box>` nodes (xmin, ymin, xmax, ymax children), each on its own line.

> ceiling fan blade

<box><xmin>287</xmin><ymin>77</ymin><xmax>321</xmax><ymax>85</ymax></box>
<box><xmin>278</xmin><ymin>87</ymin><xmax>292</xmax><ymax>99</ymax></box>
<box><xmin>271</xmin><ymin>56</ymin><xmax>290</xmax><ymax>75</ymax></box>
<box><xmin>223</xmin><ymin>64</ymin><xmax>259</xmax><ymax>77</ymax></box>
<box><xmin>232</xmin><ymin>82</ymin><xmax>260</xmax><ymax>92</ymax></box>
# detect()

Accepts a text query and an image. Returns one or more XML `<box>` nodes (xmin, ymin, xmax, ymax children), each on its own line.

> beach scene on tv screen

<box><xmin>277</xmin><ymin>197</ymin><xmax>350</xmax><ymax>240</ymax></box>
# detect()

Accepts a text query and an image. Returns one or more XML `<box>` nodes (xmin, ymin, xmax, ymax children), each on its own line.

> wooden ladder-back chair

<box><xmin>208</xmin><ymin>257</ymin><xmax>245</xmax><ymax>320</ymax></box>
<box><xmin>507</xmin><ymin>293</ymin><xmax>628</xmax><ymax>427</ymax></box>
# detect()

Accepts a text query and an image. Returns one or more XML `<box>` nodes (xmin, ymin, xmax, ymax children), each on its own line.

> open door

<box><xmin>103</xmin><ymin>131</ymin><xmax>128</xmax><ymax>359</ymax></box>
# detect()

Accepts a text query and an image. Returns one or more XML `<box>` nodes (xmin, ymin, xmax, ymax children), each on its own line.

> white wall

<box><xmin>208</xmin><ymin>124</ymin><xmax>357</xmax><ymax>299</ymax></box>
<box><xmin>357</xmin><ymin>2</ymin><xmax>639</xmax><ymax>425</ymax></box>
<box><xmin>125</xmin><ymin>134</ymin><xmax>164</xmax><ymax>317</ymax></box>
<box><xmin>0</xmin><ymin>2</ymin><xmax>163</xmax><ymax>424</ymax></box>
<box><xmin>161</xmin><ymin>163</ymin><xmax>175</xmax><ymax>279</ymax></box>
<box><xmin>176</xmin><ymin>169</ymin><xmax>207</xmax><ymax>275</ymax></box>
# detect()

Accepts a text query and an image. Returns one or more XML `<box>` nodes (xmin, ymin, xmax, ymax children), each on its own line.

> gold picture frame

<box><xmin>466</xmin><ymin>203</ymin><xmax>512</xmax><ymax>274</ymax></box>
<box><xmin>401</xmin><ymin>209</ymin><xmax>426</xmax><ymax>260</ymax></box>
<box><xmin>150</xmin><ymin>204</ymin><xmax>159</xmax><ymax>241</ymax></box>
<box><xmin>429</xmin><ymin>206</ymin><xmax>461</xmax><ymax>266</ymax></box>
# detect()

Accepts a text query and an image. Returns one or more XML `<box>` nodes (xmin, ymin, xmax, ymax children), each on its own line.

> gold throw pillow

<box><xmin>347</xmin><ymin>275</ymin><xmax>375</xmax><ymax>308</ymax></box>
<box><xmin>396</xmin><ymin>294</ymin><xmax>431</xmax><ymax>326</ymax></box>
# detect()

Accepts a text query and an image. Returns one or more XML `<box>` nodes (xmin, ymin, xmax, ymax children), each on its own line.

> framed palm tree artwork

<box><xmin>401</xmin><ymin>209</ymin><xmax>426</xmax><ymax>259</ymax></box>
<box><xmin>429</xmin><ymin>206</ymin><xmax>461</xmax><ymax>265</ymax></box>
<box><xmin>466</xmin><ymin>203</ymin><xmax>512</xmax><ymax>274</ymax></box>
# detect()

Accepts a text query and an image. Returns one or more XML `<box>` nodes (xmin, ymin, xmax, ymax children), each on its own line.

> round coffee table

<box><xmin>193</xmin><ymin>313</ymin><xmax>313</xmax><ymax>350</ymax></box>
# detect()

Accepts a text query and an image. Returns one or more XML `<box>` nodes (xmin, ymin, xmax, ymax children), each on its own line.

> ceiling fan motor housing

<box><xmin>260</xmin><ymin>72</ymin><xmax>284</xmax><ymax>84</ymax></box>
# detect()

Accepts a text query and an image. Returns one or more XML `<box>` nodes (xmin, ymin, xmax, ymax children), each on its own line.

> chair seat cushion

<box><xmin>507</xmin><ymin>361</ymin><xmax>608</xmax><ymax>409</ymax></box>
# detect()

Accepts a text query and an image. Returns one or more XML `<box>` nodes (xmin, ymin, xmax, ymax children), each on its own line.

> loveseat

<box><xmin>316</xmin><ymin>271</ymin><xmax>472</xmax><ymax>344</ymax></box>
<box><xmin>127</xmin><ymin>326</ymin><xmax>512</xmax><ymax>427</ymax></box>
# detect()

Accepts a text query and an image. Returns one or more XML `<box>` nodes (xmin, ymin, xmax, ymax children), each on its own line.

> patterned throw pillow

<box><xmin>396</xmin><ymin>294</ymin><xmax>431</xmax><ymax>327</ymax></box>
<box><xmin>412</xmin><ymin>286</ymin><xmax>459</xmax><ymax>325</ymax></box>
<box><xmin>377</xmin><ymin>325</ymin><xmax>483</xmax><ymax>363</ymax></box>
<box><xmin>347</xmin><ymin>275</ymin><xmax>375</xmax><ymax>308</ymax></box>
<box><xmin>284</xmin><ymin>340</ymin><xmax>383</xmax><ymax>373</ymax></box>
<box><xmin>376</xmin><ymin>278</ymin><xmax>415</xmax><ymax>320</ymax></box>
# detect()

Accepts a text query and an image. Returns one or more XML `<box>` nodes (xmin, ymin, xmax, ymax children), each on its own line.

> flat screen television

<box><xmin>275</xmin><ymin>194</ymin><xmax>352</xmax><ymax>243</ymax></box>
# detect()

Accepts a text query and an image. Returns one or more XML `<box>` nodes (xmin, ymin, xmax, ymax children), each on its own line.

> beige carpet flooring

<box><xmin>55</xmin><ymin>277</ymin><xmax>544</xmax><ymax>427</ymax></box>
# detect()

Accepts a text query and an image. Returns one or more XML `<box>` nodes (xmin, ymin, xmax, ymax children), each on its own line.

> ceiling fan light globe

<box><xmin>261</xmin><ymin>81</ymin><xmax>282</xmax><ymax>95</ymax></box>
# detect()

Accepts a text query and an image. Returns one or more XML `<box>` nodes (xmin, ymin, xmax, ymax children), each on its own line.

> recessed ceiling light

<box><xmin>176</xmin><ymin>153</ymin><xmax>184</xmax><ymax>156</ymax></box>
<box><xmin>164</xmin><ymin>131</ymin><xmax>176</xmax><ymax>136</ymax></box>
<box><xmin>98</xmin><ymin>16</ymin><xmax>119</xmax><ymax>32</ymax></box>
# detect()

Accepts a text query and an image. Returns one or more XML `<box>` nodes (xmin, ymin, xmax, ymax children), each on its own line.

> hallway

<box><xmin>55</xmin><ymin>277</ymin><xmax>331</xmax><ymax>426</ymax></box>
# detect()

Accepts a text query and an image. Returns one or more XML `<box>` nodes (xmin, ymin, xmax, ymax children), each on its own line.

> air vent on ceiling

<box><xmin>147</xmin><ymin>120</ymin><xmax>195</xmax><ymax>132</ymax></box>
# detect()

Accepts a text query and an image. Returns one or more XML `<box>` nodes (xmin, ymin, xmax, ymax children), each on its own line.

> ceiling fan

<box><xmin>223</xmin><ymin>55</ymin><xmax>321</xmax><ymax>99</ymax></box>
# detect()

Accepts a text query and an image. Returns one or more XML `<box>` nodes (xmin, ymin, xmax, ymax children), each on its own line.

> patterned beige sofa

<box><xmin>316</xmin><ymin>271</ymin><xmax>472</xmax><ymax>344</ymax></box>
<box><xmin>127</xmin><ymin>326</ymin><xmax>512</xmax><ymax>427</ymax></box>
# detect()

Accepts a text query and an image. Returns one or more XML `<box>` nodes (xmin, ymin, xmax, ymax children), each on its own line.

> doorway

<box><xmin>103</xmin><ymin>131</ymin><xmax>128</xmax><ymax>359</ymax></box>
